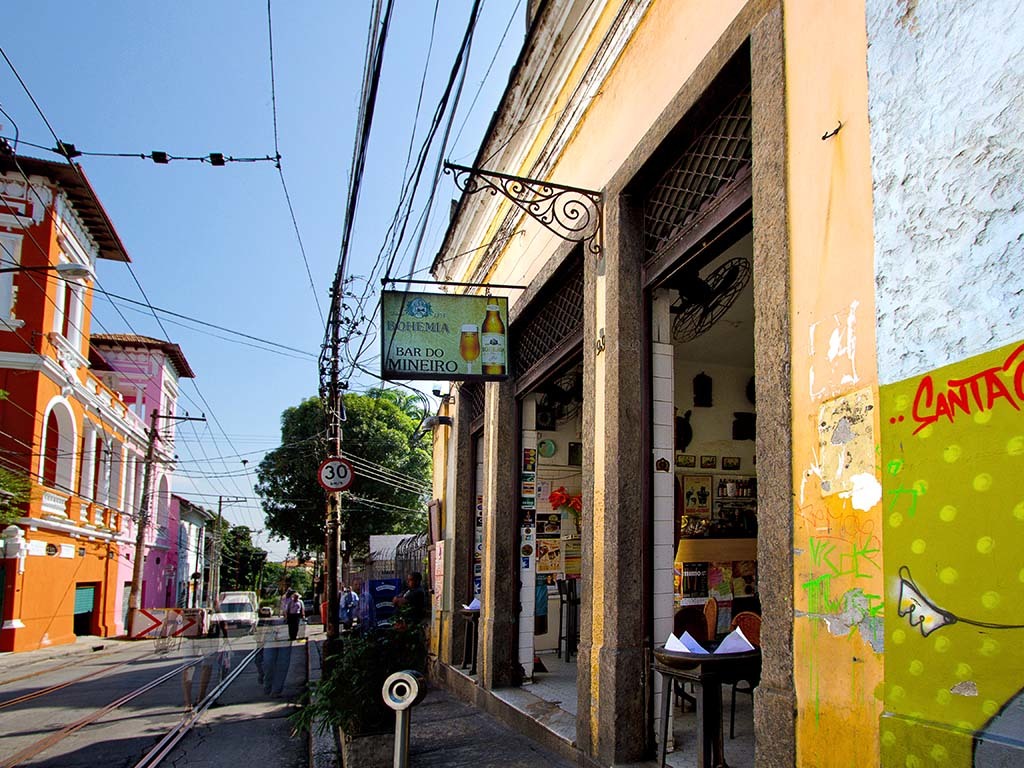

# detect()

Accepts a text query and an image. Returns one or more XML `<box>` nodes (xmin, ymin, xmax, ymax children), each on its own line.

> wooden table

<box><xmin>654</xmin><ymin>646</ymin><xmax>761</xmax><ymax>768</ymax></box>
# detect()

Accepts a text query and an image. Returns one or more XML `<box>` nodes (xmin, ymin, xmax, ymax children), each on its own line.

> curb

<box><xmin>307</xmin><ymin>635</ymin><xmax>341</xmax><ymax>768</ymax></box>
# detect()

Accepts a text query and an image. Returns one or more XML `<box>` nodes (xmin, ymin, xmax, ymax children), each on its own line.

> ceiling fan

<box><xmin>670</xmin><ymin>256</ymin><xmax>751</xmax><ymax>343</ymax></box>
<box><xmin>538</xmin><ymin>369</ymin><xmax>583</xmax><ymax>426</ymax></box>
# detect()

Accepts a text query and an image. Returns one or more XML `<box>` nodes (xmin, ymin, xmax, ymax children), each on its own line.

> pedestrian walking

<box><xmin>339</xmin><ymin>584</ymin><xmax>359</xmax><ymax>630</ymax></box>
<box><xmin>285</xmin><ymin>592</ymin><xmax>304</xmax><ymax>641</ymax></box>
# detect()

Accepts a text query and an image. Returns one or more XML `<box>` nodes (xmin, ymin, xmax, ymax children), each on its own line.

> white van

<box><xmin>216</xmin><ymin>591</ymin><xmax>259</xmax><ymax>634</ymax></box>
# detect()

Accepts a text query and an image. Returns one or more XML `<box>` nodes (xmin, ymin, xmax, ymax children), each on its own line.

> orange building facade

<box><xmin>0</xmin><ymin>156</ymin><xmax>181</xmax><ymax>652</ymax></box>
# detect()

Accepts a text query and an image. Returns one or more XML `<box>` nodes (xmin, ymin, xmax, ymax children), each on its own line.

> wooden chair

<box><xmin>727</xmin><ymin>611</ymin><xmax>762</xmax><ymax>739</ymax></box>
<box><xmin>703</xmin><ymin>597</ymin><xmax>719</xmax><ymax>641</ymax></box>
<box><xmin>671</xmin><ymin>605</ymin><xmax>709</xmax><ymax>711</ymax></box>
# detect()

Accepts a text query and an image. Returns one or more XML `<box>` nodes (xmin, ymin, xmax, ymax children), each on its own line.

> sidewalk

<box><xmin>307</xmin><ymin>640</ymin><xmax>575</xmax><ymax>768</ymax></box>
<box><xmin>0</xmin><ymin>634</ymin><xmax>138</xmax><ymax>675</ymax></box>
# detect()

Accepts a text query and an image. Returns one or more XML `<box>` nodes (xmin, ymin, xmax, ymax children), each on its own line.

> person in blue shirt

<box><xmin>339</xmin><ymin>584</ymin><xmax>359</xmax><ymax>630</ymax></box>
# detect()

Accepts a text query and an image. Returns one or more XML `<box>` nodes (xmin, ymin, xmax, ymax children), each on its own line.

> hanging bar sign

<box><xmin>380</xmin><ymin>291</ymin><xmax>510</xmax><ymax>381</ymax></box>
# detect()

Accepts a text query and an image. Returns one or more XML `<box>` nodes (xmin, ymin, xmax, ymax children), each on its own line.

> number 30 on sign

<box><xmin>318</xmin><ymin>457</ymin><xmax>354</xmax><ymax>492</ymax></box>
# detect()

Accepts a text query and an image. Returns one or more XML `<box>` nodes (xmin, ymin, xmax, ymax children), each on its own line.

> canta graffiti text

<box><xmin>910</xmin><ymin>342</ymin><xmax>1024</xmax><ymax>435</ymax></box>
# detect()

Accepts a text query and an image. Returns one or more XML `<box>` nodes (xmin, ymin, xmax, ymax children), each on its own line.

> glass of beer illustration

<box><xmin>459</xmin><ymin>324</ymin><xmax>481</xmax><ymax>374</ymax></box>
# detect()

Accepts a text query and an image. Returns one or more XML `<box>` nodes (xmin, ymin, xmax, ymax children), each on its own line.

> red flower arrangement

<box><xmin>548</xmin><ymin>486</ymin><xmax>583</xmax><ymax>532</ymax></box>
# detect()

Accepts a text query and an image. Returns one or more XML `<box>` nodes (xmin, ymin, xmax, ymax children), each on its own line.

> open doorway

<box><xmin>515</xmin><ymin>360</ymin><xmax>584</xmax><ymax>729</ymax></box>
<box><xmin>651</xmin><ymin>230</ymin><xmax>759</xmax><ymax>765</ymax></box>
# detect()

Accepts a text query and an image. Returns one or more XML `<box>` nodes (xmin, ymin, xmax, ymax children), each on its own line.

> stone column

<box><xmin>750</xmin><ymin>6</ymin><xmax>796</xmax><ymax>766</ymax></box>
<box><xmin>442</xmin><ymin>390</ymin><xmax>475</xmax><ymax>666</ymax></box>
<box><xmin>579</xmin><ymin>191</ymin><xmax>647</xmax><ymax>764</ymax></box>
<box><xmin>477</xmin><ymin>379</ymin><xmax>519</xmax><ymax>690</ymax></box>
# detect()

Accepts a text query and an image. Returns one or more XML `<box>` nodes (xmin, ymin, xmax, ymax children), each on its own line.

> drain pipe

<box><xmin>382</xmin><ymin>670</ymin><xmax>426</xmax><ymax>768</ymax></box>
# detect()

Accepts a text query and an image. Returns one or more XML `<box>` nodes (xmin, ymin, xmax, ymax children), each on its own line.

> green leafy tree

<box><xmin>0</xmin><ymin>467</ymin><xmax>30</xmax><ymax>527</ymax></box>
<box><xmin>0</xmin><ymin>390</ymin><xmax>30</xmax><ymax>526</ymax></box>
<box><xmin>255</xmin><ymin>392</ymin><xmax>430</xmax><ymax>560</ymax></box>
<box><xmin>218</xmin><ymin>525</ymin><xmax>267</xmax><ymax>591</ymax></box>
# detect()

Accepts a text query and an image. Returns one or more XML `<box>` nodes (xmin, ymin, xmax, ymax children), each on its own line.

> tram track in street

<box><xmin>132</xmin><ymin>648</ymin><xmax>258</xmax><ymax>768</ymax></box>
<box><xmin>0</xmin><ymin>652</ymin><xmax>150</xmax><ymax>710</ymax></box>
<box><xmin>0</xmin><ymin>658</ymin><xmax>201</xmax><ymax>768</ymax></box>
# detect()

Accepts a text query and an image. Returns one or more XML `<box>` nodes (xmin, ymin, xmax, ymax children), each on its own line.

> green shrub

<box><xmin>293</xmin><ymin>617</ymin><xmax>427</xmax><ymax>736</ymax></box>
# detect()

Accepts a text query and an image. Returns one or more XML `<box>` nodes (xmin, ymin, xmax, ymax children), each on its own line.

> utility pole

<box><xmin>210</xmin><ymin>496</ymin><xmax>245</xmax><ymax>605</ymax></box>
<box><xmin>127</xmin><ymin>411</ymin><xmax>205</xmax><ymax>635</ymax></box>
<box><xmin>126</xmin><ymin>410</ymin><xmax>160</xmax><ymax>634</ymax></box>
<box><xmin>324</xmin><ymin>280</ymin><xmax>343</xmax><ymax>643</ymax></box>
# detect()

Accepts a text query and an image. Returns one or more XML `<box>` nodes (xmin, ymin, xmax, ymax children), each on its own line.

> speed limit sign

<box><xmin>318</xmin><ymin>457</ymin><xmax>354</xmax><ymax>492</ymax></box>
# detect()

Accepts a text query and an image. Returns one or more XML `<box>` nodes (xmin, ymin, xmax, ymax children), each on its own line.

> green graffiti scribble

<box><xmin>886</xmin><ymin>458</ymin><xmax>904</xmax><ymax>476</ymax></box>
<box><xmin>808</xmin><ymin>536</ymin><xmax>880</xmax><ymax>580</ymax></box>
<box><xmin>887</xmin><ymin>484</ymin><xmax>921</xmax><ymax>517</ymax></box>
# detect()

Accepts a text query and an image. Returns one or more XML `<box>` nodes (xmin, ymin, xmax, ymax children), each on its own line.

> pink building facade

<box><xmin>89</xmin><ymin>334</ymin><xmax>195</xmax><ymax>621</ymax></box>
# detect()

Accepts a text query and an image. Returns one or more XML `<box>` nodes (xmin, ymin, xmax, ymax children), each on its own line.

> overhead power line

<box><xmin>92</xmin><ymin>288</ymin><xmax>317</xmax><ymax>358</ymax></box>
<box><xmin>0</xmin><ymin>135</ymin><xmax>275</xmax><ymax>165</ymax></box>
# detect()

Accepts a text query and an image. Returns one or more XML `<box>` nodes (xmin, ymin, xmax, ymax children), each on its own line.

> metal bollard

<box><xmin>382</xmin><ymin>670</ymin><xmax>427</xmax><ymax>768</ymax></box>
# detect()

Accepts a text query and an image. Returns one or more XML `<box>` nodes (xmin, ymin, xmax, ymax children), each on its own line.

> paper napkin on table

<box><xmin>713</xmin><ymin>627</ymin><xmax>754</xmax><ymax>654</ymax></box>
<box><xmin>665</xmin><ymin>631</ymin><xmax>709</xmax><ymax>654</ymax></box>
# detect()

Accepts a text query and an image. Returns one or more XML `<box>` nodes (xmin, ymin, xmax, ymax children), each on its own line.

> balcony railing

<box><xmin>40</xmin><ymin>488</ymin><xmax>70</xmax><ymax>517</ymax></box>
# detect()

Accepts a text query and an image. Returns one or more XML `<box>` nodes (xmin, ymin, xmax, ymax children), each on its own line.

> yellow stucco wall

<box><xmin>783</xmin><ymin>1</ymin><xmax>884</xmax><ymax>765</ymax></box>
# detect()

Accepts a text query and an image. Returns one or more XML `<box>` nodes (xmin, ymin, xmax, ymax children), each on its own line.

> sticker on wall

<box><xmin>537</xmin><ymin>439</ymin><xmax>556</xmax><ymax>458</ymax></box>
<box><xmin>521</xmin><ymin>544</ymin><xmax>534</xmax><ymax>557</ymax></box>
<box><xmin>522</xmin><ymin>447</ymin><xmax>537</xmax><ymax>472</ymax></box>
<box><xmin>816</xmin><ymin>386</ymin><xmax>877</xmax><ymax>501</ymax></box>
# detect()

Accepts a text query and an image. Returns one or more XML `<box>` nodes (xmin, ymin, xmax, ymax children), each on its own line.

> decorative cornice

<box><xmin>54</xmin><ymin>193</ymin><xmax>100</xmax><ymax>265</ymax></box>
<box><xmin>16</xmin><ymin>515</ymin><xmax>117</xmax><ymax>542</ymax></box>
<box><xmin>0</xmin><ymin>173</ymin><xmax>53</xmax><ymax>228</ymax></box>
<box><xmin>0</xmin><ymin>351</ymin><xmax>150</xmax><ymax>447</ymax></box>
<box><xmin>450</xmin><ymin>1</ymin><xmax>653</xmax><ymax>285</ymax></box>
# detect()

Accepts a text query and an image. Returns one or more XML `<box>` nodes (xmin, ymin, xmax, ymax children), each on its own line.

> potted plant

<box><xmin>293</xmin><ymin>612</ymin><xmax>427</xmax><ymax>767</ymax></box>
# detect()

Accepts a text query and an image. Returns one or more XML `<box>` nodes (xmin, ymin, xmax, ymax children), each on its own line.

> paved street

<box><xmin>0</xmin><ymin>620</ymin><xmax>308</xmax><ymax>768</ymax></box>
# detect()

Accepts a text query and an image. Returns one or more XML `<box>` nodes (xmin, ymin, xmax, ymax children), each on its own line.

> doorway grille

<box><xmin>512</xmin><ymin>260</ymin><xmax>584</xmax><ymax>379</ymax></box>
<box><xmin>643</xmin><ymin>89</ymin><xmax>752</xmax><ymax>260</ymax></box>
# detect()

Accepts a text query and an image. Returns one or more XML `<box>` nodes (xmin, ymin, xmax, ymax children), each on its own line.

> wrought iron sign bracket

<box><xmin>444</xmin><ymin>162</ymin><xmax>602</xmax><ymax>256</ymax></box>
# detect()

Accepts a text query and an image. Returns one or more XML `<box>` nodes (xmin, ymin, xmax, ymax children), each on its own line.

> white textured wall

<box><xmin>868</xmin><ymin>0</ymin><xmax>1024</xmax><ymax>384</ymax></box>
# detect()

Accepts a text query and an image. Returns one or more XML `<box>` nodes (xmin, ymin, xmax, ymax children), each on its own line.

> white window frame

<box><xmin>0</xmin><ymin>231</ymin><xmax>24</xmax><ymax>330</ymax></box>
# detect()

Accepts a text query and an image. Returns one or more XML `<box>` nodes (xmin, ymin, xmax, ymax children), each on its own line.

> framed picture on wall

<box><xmin>676</xmin><ymin>453</ymin><xmax>696</xmax><ymax>468</ymax></box>
<box><xmin>722</xmin><ymin>456</ymin><xmax>741</xmax><ymax>471</ymax></box>
<box><xmin>700</xmin><ymin>455</ymin><xmax>717</xmax><ymax>469</ymax></box>
<box><xmin>682</xmin><ymin>475</ymin><xmax>713</xmax><ymax>518</ymax></box>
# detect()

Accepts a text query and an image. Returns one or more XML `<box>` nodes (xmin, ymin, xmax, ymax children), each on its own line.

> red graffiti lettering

<box><xmin>911</xmin><ymin>343</ymin><xmax>1024</xmax><ymax>435</ymax></box>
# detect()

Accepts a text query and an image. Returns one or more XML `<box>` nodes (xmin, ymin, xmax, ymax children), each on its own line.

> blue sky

<box><xmin>1</xmin><ymin>1</ymin><xmax>523</xmax><ymax>556</ymax></box>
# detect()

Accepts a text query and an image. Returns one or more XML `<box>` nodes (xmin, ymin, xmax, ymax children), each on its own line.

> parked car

<box><xmin>258</xmin><ymin>605</ymin><xmax>273</xmax><ymax>618</ymax></box>
<box><xmin>303</xmin><ymin>597</ymin><xmax>320</xmax><ymax>623</ymax></box>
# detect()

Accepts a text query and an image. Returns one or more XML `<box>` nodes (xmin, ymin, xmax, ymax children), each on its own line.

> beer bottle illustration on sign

<box><xmin>480</xmin><ymin>304</ymin><xmax>506</xmax><ymax>375</ymax></box>
<box><xmin>459</xmin><ymin>325</ymin><xmax>481</xmax><ymax>374</ymax></box>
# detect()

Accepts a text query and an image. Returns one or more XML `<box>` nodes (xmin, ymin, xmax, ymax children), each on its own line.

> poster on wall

<box><xmin>682</xmin><ymin>475</ymin><xmax>713</xmax><ymax>518</ymax></box>
<box><xmin>536</xmin><ymin>538</ymin><xmax>562</xmax><ymax>573</ymax></box>
<box><xmin>432</xmin><ymin>541</ymin><xmax>445</xmax><ymax>610</ymax></box>
<box><xmin>380</xmin><ymin>291</ymin><xmax>510</xmax><ymax>381</ymax></box>
<box><xmin>563</xmin><ymin>538</ymin><xmax>581</xmax><ymax>578</ymax></box>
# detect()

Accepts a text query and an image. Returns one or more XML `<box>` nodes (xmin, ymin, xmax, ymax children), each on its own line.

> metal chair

<box><xmin>727</xmin><ymin>611</ymin><xmax>762</xmax><ymax>738</ymax></box>
<box><xmin>557</xmin><ymin>579</ymin><xmax>580</xmax><ymax>661</ymax></box>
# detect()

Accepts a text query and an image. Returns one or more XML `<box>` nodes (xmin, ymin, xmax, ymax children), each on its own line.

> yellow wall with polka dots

<box><xmin>880</xmin><ymin>338</ymin><xmax>1024</xmax><ymax>765</ymax></box>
